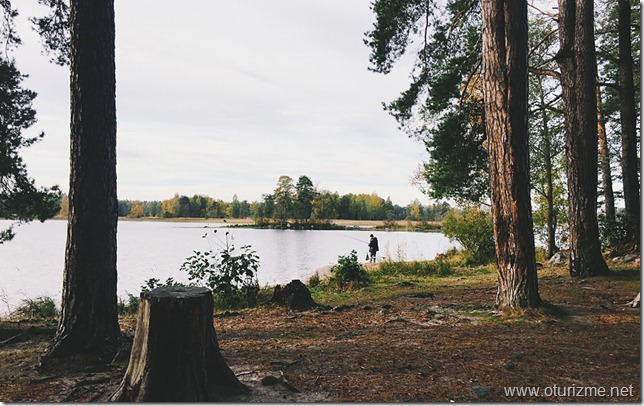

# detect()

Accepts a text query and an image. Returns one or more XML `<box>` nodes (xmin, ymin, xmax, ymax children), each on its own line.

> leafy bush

<box><xmin>12</xmin><ymin>296</ymin><xmax>59</xmax><ymax>319</ymax></box>
<box><xmin>442</xmin><ymin>207</ymin><xmax>496</xmax><ymax>265</ymax></box>
<box><xmin>181</xmin><ymin>231</ymin><xmax>260</xmax><ymax>309</ymax></box>
<box><xmin>329</xmin><ymin>250</ymin><xmax>369</xmax><ymax>290</ymax></box>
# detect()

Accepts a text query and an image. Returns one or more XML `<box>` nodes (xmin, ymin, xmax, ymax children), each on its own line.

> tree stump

<box><xmin>110</xmin><ymin>286</ymin><xmax>247</xmax><ymax>402</ymax></box>
<box><xmin>268</xmin><ymin>280</ymin><xmax>319</xmax><ymax>311</ymax></box>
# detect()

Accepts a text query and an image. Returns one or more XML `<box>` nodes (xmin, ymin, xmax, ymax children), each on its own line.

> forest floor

<box><xmin>0</xmin><ymin>260</ymin><xmax>640</xmax><ymax>402</ymax></box>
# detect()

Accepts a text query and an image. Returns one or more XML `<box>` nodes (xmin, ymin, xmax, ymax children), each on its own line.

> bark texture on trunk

<box><xmin>111</xmin><ymin>287</ymin><xmax>247</xmax><ymax>402</ymax></box>
<box><xmin>47</xmin><ymin>0</ymin><xmax>121</xmax><ymax>360</ymax></box>
<box><xmin>596</xmin><ymin>85</ymin><xmax>616</xmax><ymax>225</ymax></box>
<box><xmin>617</xmin><ymin>0</ymin><xmax>640</xmax><ymax>246</ymax></box>
<box><xmin>556</xmin><ymin>0</ymin><xmax>609</xmax><ymax>277</ymax></box>
<box><xmin>481</xmin><ymin>0</ymin><xmax>541</xmax><ymax>308</ymax></box>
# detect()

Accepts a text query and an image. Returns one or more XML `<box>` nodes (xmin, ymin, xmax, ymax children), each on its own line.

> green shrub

<box><xmin>307</xmin><ymin>271</ymin><xmax>321</xmax><ymax>288</ymax></box>
<box><xmin>181</xmin><ymin>232</ymin><xmax>260</xmax><ymax>310</ymax></box>
<box><xmin>442</xmin><ymin>207</ymin><xmax>496</xmax><ymax>265</ymax></box>
<box><xmin>12</xmin><ymin>296</ymin><xmax>59</xmax><ymax>319</ymax></box>
<box><xmin>329</xmin><ymin>250</ymin><xmax>369</xmax><ymax>290</ymax></box>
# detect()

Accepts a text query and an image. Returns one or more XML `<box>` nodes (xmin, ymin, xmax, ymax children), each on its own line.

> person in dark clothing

<box><xmin>368</xmin><ymin>234</ymin><xmax>379</xmax><ymax>263</ymax></box>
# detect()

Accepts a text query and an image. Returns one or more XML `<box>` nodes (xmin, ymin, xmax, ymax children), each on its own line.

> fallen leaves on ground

<box><xmin>0</xmin><ymin>265</ymin><xmax>639</xmax><ymax>402</ymax></box>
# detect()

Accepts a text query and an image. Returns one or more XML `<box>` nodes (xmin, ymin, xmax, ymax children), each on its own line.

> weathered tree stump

<box><xmin>110</xmin><ymin>286</ymin><xmax>247</xmax><ymax>402</ymax></box>
<box><xmin>268</xmin><ymin>279</ymin><xmax>319</xmax><ymax>311</ymax></box>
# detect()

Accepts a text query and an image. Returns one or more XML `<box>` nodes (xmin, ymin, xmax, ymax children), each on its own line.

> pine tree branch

<box><xmin>529</xmin><ymin>67</ymin><xmax>560</xmax><ymax>80</ymax></box>
<box><xmin>527</xmin><ymin>28</ymin><xmax>558</xmax><ymax>60</ymax></box>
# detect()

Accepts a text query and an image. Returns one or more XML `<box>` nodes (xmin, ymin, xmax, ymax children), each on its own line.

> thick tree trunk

<box><xmin>481</xmin><ymin>0</ymin><xmax>541</xmax><ymax>308</ymax></box>
<box><xmin>596</xmin><ymin>85</ymin><xmax>616</xmax><ymax>225</ymax></box>
<box><xmin>111</xmin><ymin>287</ymin><xmax>247</xmax><ymax>402</ymax></box>
<box><xmin>46</xmin><ymin>0</ymin><xmax>121</xmax><ymax>360</ymax></box>
<box><xmin>556</xmin><ymin>0</ymin><xmax>609</xmax><ymax>277</ymax></box>
<box><xmin>617</xmin><ymin>0</ymin><xmax>640</xmax><ymax>247</ymax></box>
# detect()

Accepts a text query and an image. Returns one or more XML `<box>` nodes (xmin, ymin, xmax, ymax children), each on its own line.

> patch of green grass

<box><xmin>455</xmin><ymin>264</ymin><xmax>497</xmax><ymax>278</ymax></box>
<box><xmin>308</xmin><ymin>258</ymin><xmax>498</xmax><ymax>308</ymax></box>
<box><xmin>460</xmin><ymin>307</ymin><xmax>502</xmax><ymax>323</ymax></box>
<box><xmin>497</xmin><ymin>301</ymin><xmax>571</xmax><ymax>324</ymax></box>
<box><xmin>309</xmin><ymin>281</ymin><xmax>417</xmax><ymax>307</ymax></box>
<box><xmin>309</xmin><ymin>285</ymin><xmax>369</xmax><ymax>307</ymax></box>
<box><xmin>375</xmin><ymin>259</ymin><xmax>453</xmax><ymax>279</ymax></box>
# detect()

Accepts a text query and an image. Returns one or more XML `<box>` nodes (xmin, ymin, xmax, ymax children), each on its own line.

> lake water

<box><xmin>0</xmin><ymin>219</ymin><xmax>457</xmax><ymax>314</ymax></box>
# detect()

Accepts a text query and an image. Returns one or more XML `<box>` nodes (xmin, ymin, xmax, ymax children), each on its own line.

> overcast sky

<box><xmin>14</xmin><ymin>1</ymin><xmax>428</xmax><ymax>206</ymax></box>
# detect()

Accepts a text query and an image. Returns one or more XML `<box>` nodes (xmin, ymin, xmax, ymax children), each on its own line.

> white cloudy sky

<box><xmin>13</xmin><ymin>1</ymin><xmax>428</xmax><ymax>205</ymax></box>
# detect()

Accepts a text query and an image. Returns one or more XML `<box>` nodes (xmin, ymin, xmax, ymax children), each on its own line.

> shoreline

<box><xmin>45</xmin><ymin>216</ymin><xmax>443</xmax><ymax>233</ymax></box>
<box><xmin>49</xmin><ymin>215</ymin><xmax>442</xmax><ymax>230</ymax></box>
<box><xmin>114</xmin><ymin>217</ymin><xmax>441</xmax><ymax>229</ymax></box>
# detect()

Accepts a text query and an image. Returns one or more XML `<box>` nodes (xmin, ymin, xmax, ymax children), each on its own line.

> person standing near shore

<box><xmin>368</xmin><ymin>234</ymin><xmax>379</xmax><ymax>263</ymax></box>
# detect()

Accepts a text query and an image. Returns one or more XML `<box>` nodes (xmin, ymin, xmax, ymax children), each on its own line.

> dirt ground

<box><xmin>0</xmin><ymin>264</ymin><xmax>640</xmax><ymax>402</ymax></box>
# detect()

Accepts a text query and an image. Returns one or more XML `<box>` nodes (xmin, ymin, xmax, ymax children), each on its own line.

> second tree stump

<box><xmin>268</xmin><ymin>279</ymin><xmax>319</xmax><ymax>311</ymax></box>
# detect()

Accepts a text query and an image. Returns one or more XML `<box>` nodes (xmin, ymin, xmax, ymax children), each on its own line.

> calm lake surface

<box><xmin>0</xmin><ymin>219</ymin><xmax>457</xmax><ymax>314</ymax></box>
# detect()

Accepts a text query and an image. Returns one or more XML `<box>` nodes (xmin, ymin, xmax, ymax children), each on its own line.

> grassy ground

<box><xmin>0</xmin><ymin>259</ymin><xmax>640</xmax><ymax>402</ymax></box>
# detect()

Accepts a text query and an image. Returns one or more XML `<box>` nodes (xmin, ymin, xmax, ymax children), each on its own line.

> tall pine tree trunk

<box><xmin>482</xmin><ymin>0</ymin><xmax>541</xmax><ymax>308</ymax></box>
<box><xmin>538</xmin><ymin>76</ymin><xmax>558</xmax><ymax>259</ymax></box>
<box><xmin>617</xmin><ymin>0</ymin><xmax>640</xmax><ymax>247</ymax></box>
<box><xmin>556</xmin><ymin>0</ymin><xmax>609</xmax><ymax>277</ymax></box>
<box><xmin>46</xmin><ymin>0</ymin><xmax>121</xmax><ymax>360</ymax></box>
<box><xmin>596</xmin><ymin>85</ymin><xmax>616</xmax><ymax>225</ymax></box>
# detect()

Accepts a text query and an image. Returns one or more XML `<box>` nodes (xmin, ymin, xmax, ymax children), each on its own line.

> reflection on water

<box><xmin>0</xmin><ymin>219</ymin><xmax>457</xmax><ymax>314</ymax></box>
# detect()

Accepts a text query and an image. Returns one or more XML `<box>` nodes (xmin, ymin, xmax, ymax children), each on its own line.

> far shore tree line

<box><xmin>57</xmin><ymin>175</ymin><xmax>453</xmax><ymax>223</ymax></box>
